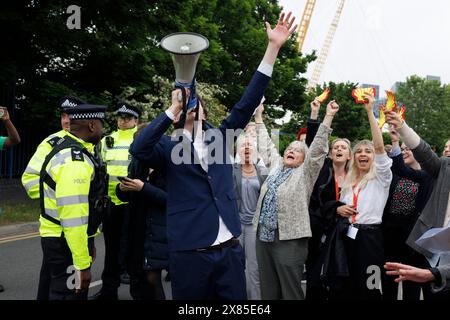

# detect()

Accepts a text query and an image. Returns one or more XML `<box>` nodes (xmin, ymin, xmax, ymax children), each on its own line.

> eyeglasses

<box><xmin>118</xmin><ymin>116</ymin><xmax>134</xmax><ymax>122</ymax></box>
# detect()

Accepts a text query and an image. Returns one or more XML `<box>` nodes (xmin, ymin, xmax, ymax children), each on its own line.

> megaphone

<box><xmin>160</xmin><ymin>32</ymin><xmax>209</xmax><ymax>111</ymax></box>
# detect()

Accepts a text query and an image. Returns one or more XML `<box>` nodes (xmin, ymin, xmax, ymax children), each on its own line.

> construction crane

<box><xmin>295</xmin><ymin>0</ymin><xmax>346</xmax><ymax>89</ymax></box>
<box><xmin>295</xmin><ymin>0</ymin><xmax>317</xmax><ymax>52</ymax></box>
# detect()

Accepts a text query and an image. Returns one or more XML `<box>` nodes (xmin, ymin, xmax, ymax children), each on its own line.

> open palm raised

<box><xmin>265</xmin><ymin>12</ymin><xmax>297</xmax><ymax>48</ymax></box>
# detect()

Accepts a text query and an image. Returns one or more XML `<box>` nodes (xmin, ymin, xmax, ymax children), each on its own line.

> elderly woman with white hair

<box><xmin>253</xmin><ymin>98</ymin><xmax>339</xmax><ymax>300</ymax></box>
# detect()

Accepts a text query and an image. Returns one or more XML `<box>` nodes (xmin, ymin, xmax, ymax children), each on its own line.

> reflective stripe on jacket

<box><xmin>101</xmin><ymin>127</ymin><xmax>137</xmax><ymax>205</ymax></box>
<box><xmin>21</xmin><ymin>130</ymin><xmax>67</xmax><ymax>199</ymax></box>
<box><xmin>39</xmin><ymin>132</ymin><xmax>95</xmax><ymax>270</ymax></box>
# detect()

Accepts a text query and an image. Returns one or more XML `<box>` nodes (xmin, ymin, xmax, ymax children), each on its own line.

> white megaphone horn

<box><xmin>160</xmin><ymin>32</ymin><xmax>209</xmax><ymax>111</ymax></box>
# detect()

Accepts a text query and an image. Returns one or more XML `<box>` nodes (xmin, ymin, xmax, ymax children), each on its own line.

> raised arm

<box><xmin>386</xmin><ymin>110</ymin><xmax>441</xmax><ymax>179</ymax></box>
<box><xmin>254</xmin><ymin>104</ymin><xmax>282</xmax><ymax>171</ymax></box>
<box><xmin>390</xmin><ymin>150</ymin><xmax>427</xmax><ymax>183</ymax></box>
<box><xmin>303</xmin><ymin>101</ymin><xmax>338</xmax><ymax>195</ymax></box>
<box><xmin>364</xmin><ymin>94</ymin><xmax>384</xmax><ymax>154</ymax></box>
<box><xmin>219</xmin><ymin>12</ymin><xmax>298</xmax><ymax>131</ymax></box>
<box><xmin>305</xmin><ymin>99</ymin><xmax>321</xmax><ymax>147</ymax></box>
<box><xmin>387</xmin><ymin>129</ymin><xmax>428</xmax><ymax>183</ymax></box>
<box><xmin>364</xmin><ymin>94</ymin><xmax>393</xmax><ymax>185</ymax></box>
<box><xmin>1</xmin><ymin>107</ymin><xmax>20</xmax><ymax>149</ymax></box>
<box><xmin>129</xmin><ymin>90</ymin><xmax>183</xmax><ymax>168</ymax></box>
<box><xmin>261</xmin><ymin>12</ymin><xmax>298</xmax><ymax>67</ymax></box>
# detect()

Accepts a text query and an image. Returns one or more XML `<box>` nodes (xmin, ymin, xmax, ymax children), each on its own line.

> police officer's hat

<box><xmin>115</xmin><ymin>102</ymin><xmax>141</xmax><ymax>118</ymax></box>
<box><xmin>65</xmin><ymin>104</ymin><xmax>107</xmax><ymax>120</ymax></box>
<box><xmin>58</xmin><ymin>96</ymin><xmax>86</xmax><ymax>112</ymax></box>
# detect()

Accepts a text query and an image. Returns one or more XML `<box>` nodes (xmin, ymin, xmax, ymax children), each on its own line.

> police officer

<box><xmin>22</xmin><ymin>96</ymin><xmax>85</xmax><ymax>199</ymax></box>
<box><xmin>93</xmin><ymin>102</ymin><xmax>141</xmax><ymax>299</ymax></box>
<box><xmin>37</xmin><ymin>103</ymin><xmax>109</xmax><ymax>300</ymax></box>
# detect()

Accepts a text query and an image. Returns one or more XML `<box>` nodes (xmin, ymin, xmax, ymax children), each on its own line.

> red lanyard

<box><xmin>351</xmin><ymin>185</ymin><xmax>361</xmax><ymax>224</ymax></box>
<box><xmin>334</xmin><ymin>174</ymin><xmax>340</xmax><ymax>201</ymax></box>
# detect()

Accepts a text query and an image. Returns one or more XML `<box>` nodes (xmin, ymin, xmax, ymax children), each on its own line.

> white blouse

<box><xmin>340</xmin><ymin>153</ymin><xmax>393</xmax><ymax>225</ymax></box>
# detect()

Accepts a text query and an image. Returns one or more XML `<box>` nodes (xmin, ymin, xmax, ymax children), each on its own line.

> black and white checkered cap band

<box><xmin>69</xmin><ymin>112</ymin><xmax>105</xmax><ymax>120</ymax></box>
<box><xmin>61</xmin><ymin>99</ymin><xmax>78</xmax><ymax>108</ymax></box>
<box><xmin>117</xmin><ymin>105</ymin><xmax>139</xmax><ymax>118</ymax></box>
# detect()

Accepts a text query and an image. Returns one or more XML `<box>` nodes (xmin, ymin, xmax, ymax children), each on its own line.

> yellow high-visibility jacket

<box><xmin>40</xmin><ymin>132</ymin><xmax>96</xmax><ymax>270</ymax></box>
<box><xmin>22</xmin><ymin>130</ymin><xmax>68</xmax><ymax>199</ymax></box>
<box><xmin>101</xmin><ymin>127</ymin><xmax>137</xmax><ymax>205</ymax></box>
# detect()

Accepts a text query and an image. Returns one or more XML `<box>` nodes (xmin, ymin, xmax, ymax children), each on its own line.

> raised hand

<box><xmin>326</xmin><ymin>100</ymin><xmax>339</xmax><ymax>116</ymax></box>
<box><xmin>310</xmin><ymin>99</ymin><xmax>320</xmax><ymax>119</ymax></box>
<box><xmin>363</xmin><ymin>93</ymin><xmax>375</xmax><ymax>113</ymax></box>
<box><xmin>388</xmin><ymin>128</ymin><xmax>400</xmax><ymax>144</ymax></box>
<box><xmin>385</xmin><ymin>110</ymin><xmax>403</xmax><ymax>130</ymax></box>
<box><xmin>265</xmin><ymin>12</ymin><xmax>298</xmax><ymax>49</ymax></box>
<box><xmin>322</xmin><ymin>100</ymin><xmax>339</xmax><ymax>129</ymax></box>
<box><xmin>168</xmin><ymin>88</ymin><xmax>189</xmax><ymax>118</ymax></box>
<box><xmin>254</xmin><ymin>103</ymin><xmax>264</xmax><ymax>123</ymax></box>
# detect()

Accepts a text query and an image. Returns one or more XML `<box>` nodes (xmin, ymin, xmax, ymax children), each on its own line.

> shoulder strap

<box><xmin>46</xmin><ymin>136</ymin><xmax>61</xmax><ymax>147</ymax></box>
<box><xmin>39</xmin><ymin>135</ymin><xmax>94</xmax><ymax>225</ymax></box>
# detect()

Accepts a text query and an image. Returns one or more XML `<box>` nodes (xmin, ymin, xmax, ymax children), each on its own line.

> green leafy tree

<box><xmin>110</xmin><ymin>76</ymin><xmax>228</xmax><ymax>134</ymax></box>
<box><xmin>396</xmin><ymin>75</ymin><xmax>450</xmax><ymax>153</ymax></box>
<box><xmin>0</xmin><ymin>0</ymin><xmax>314</xmax><ymax>136</ymax></box>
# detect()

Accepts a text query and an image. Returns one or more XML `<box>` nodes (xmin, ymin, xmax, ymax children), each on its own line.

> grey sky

<box><xmin>278</xmin><ymin>0</ymin><xmax>450</xmax><ymax>98</ymax></box>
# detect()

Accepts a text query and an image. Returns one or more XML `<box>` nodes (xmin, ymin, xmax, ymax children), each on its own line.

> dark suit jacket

<box><xmin>130</xmin><ymin>70</ymin><xmax>271</xmax><ymax>252</ymax></box>
<box><xmin>116</xmin><ymin>159</ymin><xmax>168</xmax><ymax>272</ymax></box>
<box><xmin>407</xmin><ymin>139</ymin><xmax>450</xmax><ymax>258</ymax></box>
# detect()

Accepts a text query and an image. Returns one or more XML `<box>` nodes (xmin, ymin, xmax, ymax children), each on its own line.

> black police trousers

<box><xmin>37</xmin><ymin>236</ymin><xmax>92</xmax><ymax>300</ymax></box>
<box><xmin>100</xmin><ymin>203</ymin><xmax>129</xmax><ymax>294</ymax></box>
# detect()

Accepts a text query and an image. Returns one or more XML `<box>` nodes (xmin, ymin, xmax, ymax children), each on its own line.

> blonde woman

<box><xmin>336</xmin><ymin>93</ymin><xmax>392</xmax><ymax>300</ymax></box>
<box><xmin>253</xmin><ymin>98</ymin><xmax>339</xmax><ymax>300</ymax></box>
<box><xmin>306</xmin><ymin>137</ymin><xmax>352</xmax><ymax>300</ymax></box>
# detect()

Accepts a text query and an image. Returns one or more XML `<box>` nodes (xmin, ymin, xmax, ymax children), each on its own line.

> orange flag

<box><xmin>317</xmin><ymin>88</ymin><xmax>330</xmax><ymax>103</ymax></box>
<box><xmin>378</xmin><ymin>104</ymin><xmax>386</xmax><ymax>129</ymax></box>
<box><xmin>385</xmin><ymin>91</ymin><xmax>397</xmax><ymax>111</ymax></box>
<box><xmin>352</xmin><ymin>87</ymin><xmax>376</xmax><ymax>104</ymax></box>
<box><xmin>398</xmin><ymin>104</ymin><xmax>406</xmax><ymax>121</ymax></box>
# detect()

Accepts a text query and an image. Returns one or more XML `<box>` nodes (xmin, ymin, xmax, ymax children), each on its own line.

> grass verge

<box><xmin>0</xmin><ymin>200</ymin><xmax>40</xmax><ymax>226</ymax></box>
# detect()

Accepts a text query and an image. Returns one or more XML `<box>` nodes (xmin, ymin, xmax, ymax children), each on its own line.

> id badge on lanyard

<box><xmin>346</xmin><ymin>185</ymin><xmax>361</xmax><ymax>239</ymax></box>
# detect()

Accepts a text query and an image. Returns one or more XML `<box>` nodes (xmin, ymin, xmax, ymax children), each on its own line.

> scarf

<box><xmin>258</xmin><ymin>166</ymin><xmax>294</xmax><ymax>242</ymax></box>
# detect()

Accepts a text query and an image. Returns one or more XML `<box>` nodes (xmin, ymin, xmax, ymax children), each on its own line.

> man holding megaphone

<box><xmin>130</xmin><ymin>12</ymin><xmax>298</xmax><ymax>300</ymax></box>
